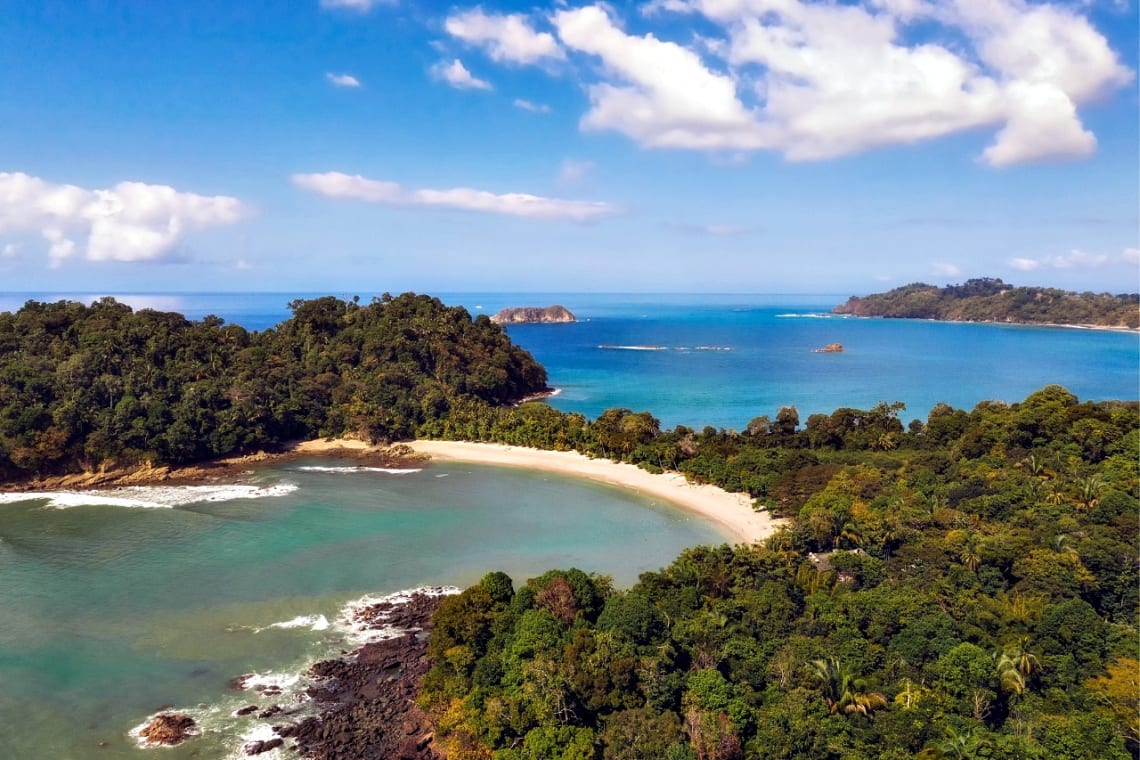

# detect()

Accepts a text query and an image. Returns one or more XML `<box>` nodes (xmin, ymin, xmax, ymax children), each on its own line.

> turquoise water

<box><xmin>3</xmin><ymin>292</ymin><xmax>1133</xmax><ymax>428</ymax></box>
<box><xmin>0</xmin><ymin>460</ymin><xmax>722</xmax><ymax>757</ymax></box>
<box><xmin>0</xmin><ymin>292</ymin><xmax>1135</xmax><ymax>757</ymax></box>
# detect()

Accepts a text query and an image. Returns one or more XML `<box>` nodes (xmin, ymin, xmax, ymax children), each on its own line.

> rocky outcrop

<box><xmin>137</xmin><ymin>713</ymin><xmax>197</xmax><ymax>746</ymax></box>
<box><xmin>276</xmin><ymin>592</ymin><xmax>447</xmax><ymax>760</ymax></box>
<box><xmin>491</xmin><ymin>305</ymin><xmax>576</xmax><ymax>324</ymax></box>
<box><xmin>815</xmin><ymin>343</ymin><xmax>844</xmax><ymax>353</ymax></box>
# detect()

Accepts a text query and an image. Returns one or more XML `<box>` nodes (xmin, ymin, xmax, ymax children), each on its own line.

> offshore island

<box><xmin>1</xmin><ymin>292</ymin><xmax>1137</xmax><ymax>759</ymax></box>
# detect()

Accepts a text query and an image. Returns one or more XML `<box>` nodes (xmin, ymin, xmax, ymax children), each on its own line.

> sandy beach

<box><xmin>2</xmin><ymin>436</ymin><xmax>785</xmax><ymax>544</ymax></box>
<box><xmin>409</xmin><ymin>440</ymin><xmax>784</xmax><ymax>544</ymax></box>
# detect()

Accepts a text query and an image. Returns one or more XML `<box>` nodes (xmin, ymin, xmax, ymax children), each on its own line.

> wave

<box><xmin>264</xmin><ymin>614</ymin><xmax>331</xmax><ymax>632</ymax></box>
<box><xmin>295</xmin><ymin>466</ymin><xmax>422</xmax><ymax>475</ymax></box>
<box><xmin>775</xmin><ymin>312</ymin><xmax>849</xmax><ymax>319</ymax></box>
<box><xmin>336</xmin><ymin>585</ymin><xmax>460</xmax><ymax>646</ymax></box>
<box><xmin>599</xmin><ymin>344</ymin><xmax>732</xmax><ymax>352</ymax></box>
<box><xmin>598</xmin><ymin>344</ymin><xmax>666</xmax><ymax>351</ymax></box>
<box><xmin>0</xmin><ymin>483</ymin><xmax>298</xmax><ymax>509</ymax></box>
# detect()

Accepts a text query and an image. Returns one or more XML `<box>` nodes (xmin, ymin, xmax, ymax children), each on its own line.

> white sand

<box><xmin>409</xmin><ymin>440</ymin><xmax>785</xmax><ymax>544</ymax></box>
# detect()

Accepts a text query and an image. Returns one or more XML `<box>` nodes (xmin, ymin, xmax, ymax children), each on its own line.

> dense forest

<box><xmin>833</xmin><ymin>278</ymin><xmax>1140</xmax><ymax>328</ymax></box>
<box><xmin>1</xmin><ymin>296</ymin><xmax>1136</xmax><ymax>757</ymax></box>
<box><xmin>0</xmin><ymin>294</ymin><xmax>547</xmax><ymax>480</ymax></box>
<box><xmin>417</xmin><ymin>387</ymin><xmax>1138</xmax><ymax>759</ymax></box>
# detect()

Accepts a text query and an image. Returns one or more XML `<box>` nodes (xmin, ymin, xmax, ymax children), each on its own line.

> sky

<box><xmin>1</xmin><ymin>0</ymin><xmax>1137</xmax><ymax>295</ymax></box>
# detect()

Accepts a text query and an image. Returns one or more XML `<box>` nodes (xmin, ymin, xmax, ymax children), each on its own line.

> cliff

<box><xmin>491</xmin><ymin>305</ymin><xmax>576</xmax><ymax>324</ymax></box>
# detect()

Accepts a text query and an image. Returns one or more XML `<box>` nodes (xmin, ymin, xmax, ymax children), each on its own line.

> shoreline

<box><xmin>1</xmin><ymin>437</ymin><xmax>784</xmax><ymax>544</ymax></box>
<box><xmin>408</xmin><ymin>440</ymin><xmax>783</xmax><ymax>544</ymax></box>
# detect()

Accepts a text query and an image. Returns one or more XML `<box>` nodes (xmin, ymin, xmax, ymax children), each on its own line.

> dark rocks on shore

<box><xmin>490</xmin><ymin>305</ymin><xmax>576</xmax><ymax>324</ymax></box>
<box><xmin>275</xmin><ymin>591</ymin><xmax>448</xmax><ymax>760</ymax></box>
<box><xmin>137</xmin><ymin>713</ymin><xmax>197</xmax><ymax>746</ymax></box>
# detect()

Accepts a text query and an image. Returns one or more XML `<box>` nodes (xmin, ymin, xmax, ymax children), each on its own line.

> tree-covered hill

<box><xmin>417</xmin><ymin>387</ymin><xmax>1138</xmax><ymax>759</ymax></box>
<box><xmin>0</xmin><ymin>294</ymin><xmax>547</xmax><ymax>480</ymax></box>
<box><xmin>833</xmin><ymin>278</ymin><xmax>1139</xmax><ymax>328</ymax></box>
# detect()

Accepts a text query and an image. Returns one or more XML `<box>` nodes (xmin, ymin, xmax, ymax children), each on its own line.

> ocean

<box><xmin>0</xmin><ymin>292</ymin><xmax>1136</xmax><ymax>757</ymax></box>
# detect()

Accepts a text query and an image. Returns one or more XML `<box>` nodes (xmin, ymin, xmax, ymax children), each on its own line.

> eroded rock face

<box><xmin>138</xmin><ymin>713</ymin><xmax>197</xmax><ymax>746</ymax></box>
<box><xmin>491</xmin><ymin>305</ymin><xmax>576</xmax><ymax>324</ymax></box>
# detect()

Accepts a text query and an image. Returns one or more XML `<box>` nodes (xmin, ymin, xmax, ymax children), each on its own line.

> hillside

<box><xmin>0</xmin><ymin>293</ymin><xmax>548</xmax><ymax>481</ymax></box>
<box><xmin>833</xmin><ymin>278</ymin><xmax>1139</xmax><ymax>329</ymax></box>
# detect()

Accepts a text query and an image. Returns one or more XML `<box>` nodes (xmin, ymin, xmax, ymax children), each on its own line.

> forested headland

<box><xmin>0</xmin><ymin>294</ymin><xmax>547</xmax><ymax>481</ymax></box>
<box><xmin>418</xmin><ymin>387</ymin><xmax>1138</xmax><ymax>759</ymax></box>
<box><xmin>833</xmin><ymin>278</ymin><xmax>1140</xmax><ymax>328</ymax></box>
<box><xmin>1</xmin><ymin>295</ymin><xmax>1136</xmax><ymax>757</ymax></box>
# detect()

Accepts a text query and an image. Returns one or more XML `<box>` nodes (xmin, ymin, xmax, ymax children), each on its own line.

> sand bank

<box><xmin>409</xmin><ymin>440</ymin><xmax>784</xmax><ymax>544</ymax></box>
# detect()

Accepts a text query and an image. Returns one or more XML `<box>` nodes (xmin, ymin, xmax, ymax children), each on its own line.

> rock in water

<box><xmin>815</xmin><ymin>343</ymin><xmax>844</xmax><ymax>353</ymax></box>
<box><xmin>138</xmin><ymin>713</ymin><xmax>197</xmax><ymax>746</ymax></box>
<box><xmin>491</xmin><ymin>305</ymin><xmax>576</xmax><ymax>324</ymax></box>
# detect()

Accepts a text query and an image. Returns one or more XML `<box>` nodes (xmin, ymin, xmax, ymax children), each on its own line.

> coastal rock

<box><xmin>490</xmin><ymin>305</ymin><xmax>576</xmax><ymax>324</ymax></box>
<box><xmin>137</xmin><ymin>713</ymin><xmax>197</xmax><ymax>746</ymax></box>
<box><xmin>245</xmin><ymin>737</ymin><xmax>285</xmax><ymax>755</ymax></box>
<box><xmin>815</xmin><ymin>343</ymin><xmax>844</xmax><ymax>353</ymax></box>
<box><xmin>276</xmin><ymin>591</ymin><xmax>448</xmax><ymax>760</ymax></box>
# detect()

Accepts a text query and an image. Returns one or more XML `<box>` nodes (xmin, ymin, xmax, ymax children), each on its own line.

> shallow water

<box><xmin>0</xmin><ymin>458</ymin><xmax>723</xmax><ymax>758</ymax></box>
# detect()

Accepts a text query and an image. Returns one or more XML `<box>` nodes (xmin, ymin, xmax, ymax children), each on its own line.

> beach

<box><xmin>408</xmin><ymin>440</ymin><xmax>784</xmax><ymax>544</ymax></box>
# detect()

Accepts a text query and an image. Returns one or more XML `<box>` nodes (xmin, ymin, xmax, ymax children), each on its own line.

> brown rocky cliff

<box><xmin>490</xmin><ymin>305</ymin><xmax>576</xmax><ymax>324</ymax></box>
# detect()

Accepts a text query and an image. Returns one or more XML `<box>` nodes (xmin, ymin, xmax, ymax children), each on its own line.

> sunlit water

<box><xmin>0</xmin><ymin>292</ymin><xmax>1135</xmax><ymax>757</ymax></box>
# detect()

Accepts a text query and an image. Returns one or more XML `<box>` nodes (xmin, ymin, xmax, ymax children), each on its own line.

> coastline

<box><xmin>832</xmin><ymin>312</ymin><xmax>1139</xmax><ymax>333</ymax></box>
<box><xmin>408</xmin><ymin>440</ymin><xmax>784</xmax><ymax>544</ymax></box>
<box><xmin>1</xmin><ymin>437</ymin><xmax>784</xmax><ymax>544</ymax></box>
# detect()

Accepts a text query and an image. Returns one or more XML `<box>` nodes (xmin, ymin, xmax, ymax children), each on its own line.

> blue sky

<box><xmin>1</xmin><ymin>0</ymin><xmax>1137</xmax><ymax>294</ymax></box>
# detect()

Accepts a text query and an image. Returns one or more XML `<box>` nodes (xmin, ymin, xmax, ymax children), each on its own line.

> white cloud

<box><xmin>558</xmin><ymin>159</ymin><xmax>595</xmax><ymax>184</ymax></box>
<box><xmin>514</xmin><ymin>98</ymin><xmax>551</xmax><ymax>113</ymax></box>
<box><xmin>445</xmin><ymin>8</ymin><xmax>564</xmax><ymax>64</ymax></box>
<box><xmin>292</xmin><ymin>171</ymin><xmax>617</xmax><ymax>221</ymax></box>
<box><xmin>705</xmin><ymin>224</ymin><xmax>749</xmax><ymax>236</ymax></box>
<box><xmin>932</xmin><ymin>262</ymin><xmax>962</xmax><ymax>277</ymax></box>
<box><xmin>1009</xmin><ymin>247</ymin><xmax>1138</xmax><ymax>271</ymax></box>
<box><xmin>553</xmin><ymin>6</ymin><xmax>770</xmax><ymax>150</ymax></box>
<box><xmin>0</xmin><ymin>172</ymin><xmax>248</xmax><ymax>265</ymax></box>
<box><xmin>319</xmin><ymin>0</ymin><xmax>392</xmax><ymax>11</ymax></box>
<box><xmin>326</xmin><ymin>72</ymin><xmax>362</xmax><ymax>88</ymax></box>
<box><xmin>431</xmin><ymin>59</ymin><xmax>493</xmax><ymax>90</ymax></box>
<box><xmin>1</xmin><ymin>242</ymin><xmax>20</xmax><ymax>259</ymax></box>
<box><xmin>554</xmin><ymin>1</ymin><xmax>1132</xmax><ymax>165</ymax></box>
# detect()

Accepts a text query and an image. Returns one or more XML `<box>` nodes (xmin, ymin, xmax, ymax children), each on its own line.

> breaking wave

<box><xmin>0</xmin><ymin>483</ymin><xmax>298</xmax><ymax>509</ymax></box>
<box><xmin>295</xmin><ymin>466</ymin><xmax>422</xmax><ymax>475</ymax></box>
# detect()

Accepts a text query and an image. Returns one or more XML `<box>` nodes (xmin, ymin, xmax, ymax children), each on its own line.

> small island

<box><xmin>834</xmin><ymin>278</ymin><xmax>1139</xmax><ymax>329</ymax></box>
<box><xmin>490</xmin><ymin>305</ymin><xmax>576</xmax><ymax>324</ymax></box>
<box><xmin>815</xmin><ymin>342</ymin><xmax>844</xmax><ymax>353</ymax></box>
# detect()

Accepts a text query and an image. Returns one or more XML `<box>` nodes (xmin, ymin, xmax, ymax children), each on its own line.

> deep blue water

<box><xmin>3</xmin><ymin>291</ymin><xmax>1135</xmax><ymax>429</ymax></box>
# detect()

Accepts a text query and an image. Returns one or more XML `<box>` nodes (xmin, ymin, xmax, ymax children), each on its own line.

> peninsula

<box><xmin>490</xmin><ymin>304</ymin><xmax>576</xmax><ymax>324</ymax></box>
<box><xmin>834</xmin><ymin>278</ymin><xmax>1139</xmax><ymax>329</ymax></box>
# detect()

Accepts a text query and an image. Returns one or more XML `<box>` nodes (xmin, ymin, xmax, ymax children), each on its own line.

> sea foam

<box><xmin>295</xmin><ymin>466</ymin><xmax>422</xmax><ymax>475</ymax></box>
<box><xmin>0</xmin><ymin>483</ymin><xmax>298</xmax><ymax>509</ymax></box>
<box><xmin>336</xmin><ymin>585</ymin><xmax>460</xmax><ymax>646</ymax></box>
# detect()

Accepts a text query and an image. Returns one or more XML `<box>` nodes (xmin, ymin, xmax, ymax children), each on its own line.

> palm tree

<box><xmin>808</xmin><ymin>657</ymin><xmax>887</xmax><ymax>717</ymax></box>
<box><xmin>1075</xmin><ymin>475</ymin><xmax>1104</xmax><ymax>511</ymax></box>
<box><xmin>935</xmin><ymin>726</ymin><xmax>990</xmax><ymax>759</ymax></box>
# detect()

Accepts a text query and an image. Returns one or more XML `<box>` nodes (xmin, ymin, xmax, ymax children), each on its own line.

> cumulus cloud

<box><xmin>1</xmin><ymin>242</ymin><xmax>20</xmax><ymax>259</ymax></box>
<box><xmin>1009</xmin><ymin>247</ymin><xmax>1138</xmax><ymax>270</ymax></box>
<box><xmin>326</xmin><ymin>72</ymin><xmax>362</xmax><ymax>88</ymax></box>
<box><xmin>550</xmin><ymin>1</ymin><xmax>1132</xmax><ymax>164</ymax></box>
<box><xmin>319</xmin><ymin>0</ymin><xmax>393</xmax><ymax>11</ymax></box>
<box><xmin>431</xmin><ymin>59</ymin><xmax>493</xmax><ymax>90</ymax></box>
<box><xmin>446</xmin><ymin>8</ymin><xmax>564</xmax><ymax>64</ymax></box>
<box><xmin>0</xmin><ymin>172</ymin><xmax>248</xmax><ymax>266</ymax></box>
<box><xmin>292</xmin><ymin>171</ymin><xmax>617</xmax><ymax>221</ymax></box>
<box><xmin>933</xmin><ymin>262</ymin><xmax>962</xmax><ymax>277</ymax></box>
<box><xmin>514</xmin><ymin>98</ymin><xmax>551</xmax><ymax>113</ymax></box>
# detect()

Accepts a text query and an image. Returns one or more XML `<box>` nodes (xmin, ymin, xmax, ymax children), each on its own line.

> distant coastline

<box><xmin>834</xmin><ymin>278</ymin><xmax>1140</xmax><ymax>330</ymax></box>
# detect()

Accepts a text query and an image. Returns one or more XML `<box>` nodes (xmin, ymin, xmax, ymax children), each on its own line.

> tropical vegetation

<box><xmin>833</xmin><ymin>278</ymin><xmax>1139</xmax><ymax>328</ymax></box>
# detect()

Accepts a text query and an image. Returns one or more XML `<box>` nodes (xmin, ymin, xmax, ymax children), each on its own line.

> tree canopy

<box><xmin>833</xmin><ymin>278</ymin><xmax>1139</xmax><ymax>328</ymax></box>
